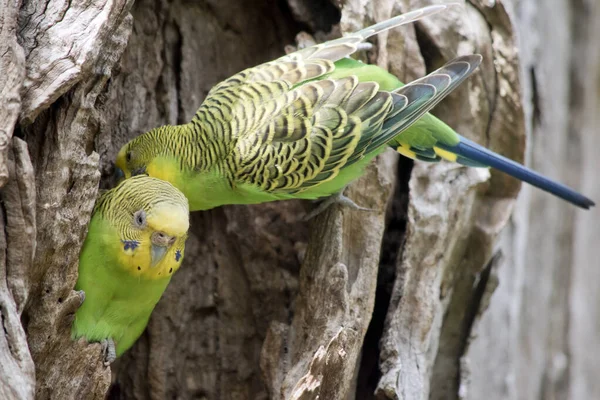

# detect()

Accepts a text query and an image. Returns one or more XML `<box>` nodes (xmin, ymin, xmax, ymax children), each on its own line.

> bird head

<box><xmin>95</xmin><ymin>175</ymin><xmax>190</xmax><ymax>279</ymax></box>
<box><xmin>115</xmin><ymin>127</ymin><xmax>169</xmax><ymax>181</ymax></box>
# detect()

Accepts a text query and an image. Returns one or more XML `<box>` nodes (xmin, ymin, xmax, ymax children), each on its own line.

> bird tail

<box><xmin>375</xmin><ymin>55</ymin><xmax>594</xmax><ymax>209</ymax></box>
<box><xmin>434</xmin><ymin>138</ymin><xmax>595</xmax><ymax>209</ymax></box>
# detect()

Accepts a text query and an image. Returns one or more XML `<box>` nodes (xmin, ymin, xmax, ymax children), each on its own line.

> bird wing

<box><xmin>192</xmin><ymin>5</ymin><xmax>479</xmax><ymax>194</ymax></box>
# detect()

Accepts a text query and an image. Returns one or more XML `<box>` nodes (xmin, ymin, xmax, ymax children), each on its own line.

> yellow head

<box><xmin>94</xmin><ymin>175</ymin><xmax>190</xmax><ymax>280</ymax></box>
<box><xmin>115</xmin><ymin>128</ymin><xmax>166</xmax><ymax>180</ymax></box>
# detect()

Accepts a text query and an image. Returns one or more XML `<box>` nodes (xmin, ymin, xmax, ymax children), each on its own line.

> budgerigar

<box><xmin>72</xmin><ymin>175</ymin><xmax>189</xmax><ymax>363</ymax></box>
<box><xmin>114</xmin><ymin>5</ymin><xmax>595</xmax><ymax>212</ymax></box>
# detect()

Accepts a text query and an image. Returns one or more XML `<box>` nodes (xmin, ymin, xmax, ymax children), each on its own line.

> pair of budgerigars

<box><xmin>71</xmin><ymin>4</ymin><xmax>594</xmax><ymax>363</ymax></box>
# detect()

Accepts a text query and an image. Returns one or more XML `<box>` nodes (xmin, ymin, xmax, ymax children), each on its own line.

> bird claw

<box><xmin>101</xmin><ymin>338</ymin><xmax>117</xmax><ymax>366</ymax></box>
<box><xmin>303</xmin><ymin>189</ymin><xmax>372</xmax><ymax>221</ymax></box>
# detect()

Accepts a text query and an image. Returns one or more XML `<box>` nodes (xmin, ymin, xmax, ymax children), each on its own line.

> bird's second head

<box><xmin>115</xmin><ymin>127</ymin><xmax>172</xmax><ymax>181</ymax></box>
<box><xmin>94</xmin><ymin>175</ymin><xmax>190</xmax><ymax>280</ymax></box>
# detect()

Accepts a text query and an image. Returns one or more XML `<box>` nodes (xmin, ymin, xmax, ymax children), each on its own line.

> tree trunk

<box><xmin>0</xmin><ymin>0</ymin><xmax>597</xmax><ymax>399</ymax></box>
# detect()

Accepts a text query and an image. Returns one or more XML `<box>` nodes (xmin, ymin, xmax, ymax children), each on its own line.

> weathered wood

<box><xmin>18</xmin><ymin>0</ymin><xmax>135</xmax><ymax>123</ymax></box>
<box><xmin>371</xmin><ymin>1</ymin><xmax>524</xmax><ymax>399</ymax></box>
<box><xmin>12</xmin><ymin>0</ymin><xmax>134</xmax><ymax>398</ymax></box>
<box><xmin>263</xmin><ymin>155</ymin><xmax>397</xmax><ymax>400</ymax></box>
<box><xmin>0</xmin><ymin>139</ymin><xmax>36</xmax><ymax>400</ymax></box>
<box><xmin>0</xmin><ymin>0</ymin><xmax>35</xmax><ymax>397</ymax></box>
<box><xmin>466</xmin><ymin>1</ymin><xmax>600</xmax><ymax>399</ymax></box>
<box><xmin>0</xmin><ymin>0</ymin><xmax>25</xmax><ymax>187</ymax></box>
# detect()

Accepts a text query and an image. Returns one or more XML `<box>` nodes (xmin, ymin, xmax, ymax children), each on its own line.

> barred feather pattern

<box><xmin>95</xmin><ymin>175</ymin><xmax>188</xmax><ymax>240</ymax></box>
<box><xmin>175</xmin><ymin>4</ymin><xmax>478</xmax><ymax>194</ymax></box>
<box><xmin>184</xmin><ymin>54</ymin><xmax>481</xmax><ymax>194</ymax></box>
<box><xmin>191</xmin><ymin>73</ymin><xmax>394</xmax><ymax>193</ymax></box>
<box><xmin>124</xmin><ymin>4</ymin><xmax>481</xmax><ymax>195</ymax></box>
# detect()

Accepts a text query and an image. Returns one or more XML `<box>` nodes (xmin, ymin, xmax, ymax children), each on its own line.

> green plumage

<box><xmin>72</xmin><ymin>176</ymin><xmax>189</xmax><ymax>358</ymax></box>
<box><xmin>74</xmin><ymin>226</ymin><xmax>170</xmax><ymax>355</ymax></box>
<box><xmin>116</xmin><ymin>5</ymin><xmax>593</xmax><ymax>210</ymax></box>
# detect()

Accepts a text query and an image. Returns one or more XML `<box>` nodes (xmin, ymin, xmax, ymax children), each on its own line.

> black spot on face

<box><xmin>137</xmin><ymin>266</ymin><xmax>141</xmax><ymax>271</ymax></box>
<box><xmin>169</xmin><ymin>268</ymin><xmax>173</xmax><ymax>274</ymax></box>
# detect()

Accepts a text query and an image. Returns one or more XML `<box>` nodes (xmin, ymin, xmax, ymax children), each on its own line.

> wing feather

<box><xmin>191</xmin><ymin>5</ymin><xmax>481</xmax><ymax>194</ymax></box>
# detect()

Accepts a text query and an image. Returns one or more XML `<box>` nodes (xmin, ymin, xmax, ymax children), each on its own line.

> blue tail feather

<box><xmin>436</xmin><ymin>138</ymin><xmax>595</xmax><ymax>209</ymax></box>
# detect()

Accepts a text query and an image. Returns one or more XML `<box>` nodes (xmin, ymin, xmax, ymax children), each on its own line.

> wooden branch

<box><xmin>375</xmin><ymin>1</ymin><xmax>524</xmax><ymax>399</ymax></box>
<box><xmin>0</xmin><ymin>139</ymin><xmax>36</xmax><ymax>399</ymax></box>
<box><xmin>260</xmin><ymin>2</ymin><xmax>403</xmax><ymax>398</ymax></box>
<box><xmin>466</xmin><ymin>1</ymin><xmax>600</xmax><ymax>399</ymax></box>
<box><xmin>0</xmin><ymin>0</ymin><xmax>25</xmax><ymax>186</ymax></box>
<box><xmin>18</xmin><ymin>0</ymin><xmax>135</xmax><ymax>123</ymax></box>
<box><xmin>0</xmin><ymin>0</ymin><xmax>34</xmax><ymax>396</ymax></box>
<box><xmin>262</xmin><ymin>153</ymin><xmax>397</xmax><ymax>400</ymax></box>
<box><xmin>13</xmin><ymin>0</ymin><xmax>134</xmax><ymax>398</ymax></box>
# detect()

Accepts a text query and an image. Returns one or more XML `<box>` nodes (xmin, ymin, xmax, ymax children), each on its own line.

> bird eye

<box><xmin>133</xmin><ymin>210</ymin><xmax>146</xmax><ymax>228</ymax></box>
<box><xmin>126</xmin><ymin>151</ymin><xmax>132</xmax><ymax>163</ymax></box>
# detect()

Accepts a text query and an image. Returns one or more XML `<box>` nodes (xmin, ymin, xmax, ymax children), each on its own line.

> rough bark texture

<box><xmin>0</xmin><ymin>0</ymin><xmax>597</xmax><ymax>399</ymax></box>
<box><xmin>0</xmin><ymin>0</ymin><xmax>33</xmax><ymax>397</ymax></box>
<box><xmin>0</xmin><ymin>139</ymin><xmax>36</xmax><ymax>399</ymax></box>
<box><xmin>467</xmin><ymin>1</ymin><xmax>600</xmax><ymax>400</ymax></box>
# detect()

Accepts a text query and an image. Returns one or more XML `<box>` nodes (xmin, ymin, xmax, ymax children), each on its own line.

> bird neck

<box><xmin>179</xmin><ymin>120</ymin><xmax>228</xmax><ymax>172</ymax></box>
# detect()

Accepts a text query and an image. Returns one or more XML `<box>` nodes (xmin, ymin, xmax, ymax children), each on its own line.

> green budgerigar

<box><xmin>115</xmin><ymin>5</ymin><xmax>594</xmax><ymax>211</ymax></box>
<box><xmin>72</xmin><ymin>175</ymin><xmax>189</xmax><ymax>363</ymax></box>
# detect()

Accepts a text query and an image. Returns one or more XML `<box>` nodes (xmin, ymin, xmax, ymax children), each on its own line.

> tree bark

<box><xmin>0</xmin><ymin>0</ymin><xmax>597</xmax><ymax>399</ymax></box>
<box><xmin>466</xmin><ymin>1</ymin><xmax>600</xmax><ymax>399</ymax></box>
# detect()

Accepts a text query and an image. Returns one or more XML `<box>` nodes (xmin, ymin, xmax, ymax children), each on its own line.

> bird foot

<box><xmin>303</xmin><ymin>189</ymin><xmax>372</xmax><ymax>221</ymax></box>
<box><xmin>101</xmin><ymin>338</ymin><xmax>117</xmax><ymax>366</ymax></box>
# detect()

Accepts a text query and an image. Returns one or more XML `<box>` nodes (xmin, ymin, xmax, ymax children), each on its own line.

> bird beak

<box><xmin>151</xmin><ymin>244</ymin><xmax>168</xmax><ymax>267</ymax></box>
<box><xmin>114</xmin><ymin>167</ymin><xmax>125</xmax><ymax>183</ymax></box>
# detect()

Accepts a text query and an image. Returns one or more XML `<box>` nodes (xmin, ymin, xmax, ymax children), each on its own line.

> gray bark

<box><xmin>0</xmin><ymin>0</ymin><xmax>34</xmax><ymax>397</ymax></box>
<box><xmin>467</xmin><ymin>1</ymin><xmax>600</xmax><ymax>399</ymax></box>
<box><xmin>0</xmin><ymin>0</ymin><xmax>597</xmax><ymax>399</ymax></box>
